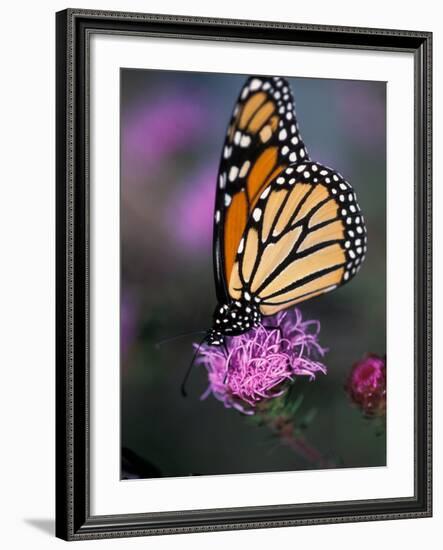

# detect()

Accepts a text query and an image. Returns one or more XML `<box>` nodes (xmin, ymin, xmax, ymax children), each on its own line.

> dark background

<box><xmin>120</xmin><ymin>69</ymin><xmax>386</xmax><ymax>478</ymax></box>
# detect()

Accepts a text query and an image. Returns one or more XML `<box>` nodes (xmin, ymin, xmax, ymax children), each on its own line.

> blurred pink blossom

<box><xmin>122</xmin><ymin>93</ymin><xmax>208</xmax><ymax>179</ymax></box>
<box><xmin>172</xmin><ymin>164</ymin><xmax>217</xmax><ymax>252</ymax></box>
<box><xmin>345</xmin><ymin>353</ymin><xmax>386</xmax><ymax>417</ymax></box>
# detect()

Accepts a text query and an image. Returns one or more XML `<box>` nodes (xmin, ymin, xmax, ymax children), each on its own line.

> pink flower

<box><xmin>345</xmin><ymin>354</ymin><xmax>386</xmax><ymax>417</ymax></box>
<box><xmin>195</xmin><ymin>309</ymin><xmax>327</xmax><ymax>415</ymax></box>
<box><xmin>172</xmin><ymin>163</ymin><xmax>217</xmax><ymax>253</ymax></box>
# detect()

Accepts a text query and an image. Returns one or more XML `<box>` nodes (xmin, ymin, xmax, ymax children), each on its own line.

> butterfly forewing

<box><xmin>213</xmin><ymin>75</ymin><xmax>309</xmax><ymax>301</ymax></box>
<box><xmin>228</xmin><ymin>161</ymin><xmax>367</xmax><ymax>315</ymax></box>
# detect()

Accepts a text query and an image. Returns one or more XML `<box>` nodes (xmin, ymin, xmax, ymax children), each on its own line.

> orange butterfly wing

<box><xmin>228</xmin><ymin>161</ymin><xmax>367</xmax><ymax>313</ymax></box>
<box><xmin>213</xmin><ymin>75</ymin><xmax>309</xmax><ymax>301</ymax></box>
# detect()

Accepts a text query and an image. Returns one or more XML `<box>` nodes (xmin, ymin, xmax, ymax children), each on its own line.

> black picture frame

<box><xmin>56</xmin><ymin>8</ymin><xmax>432</xmax><ymax>541</ymax></box>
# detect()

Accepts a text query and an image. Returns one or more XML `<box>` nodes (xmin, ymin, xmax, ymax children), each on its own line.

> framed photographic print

<box><xmin>55</xmin><ymin>8</ymin><xmax>432</xmax><ymax>540</ymax></box>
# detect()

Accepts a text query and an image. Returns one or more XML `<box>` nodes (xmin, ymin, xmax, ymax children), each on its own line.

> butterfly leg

<box><xmin>223</xmin><ymin>340</ymin><xmax>230</xmax><ymax>384</ymax></box>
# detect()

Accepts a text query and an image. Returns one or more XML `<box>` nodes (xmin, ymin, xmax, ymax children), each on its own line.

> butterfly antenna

<box><xmin>155</xmin><ymin>330</ymin><xmax>207</xmax><ymax>349</ymax></box>
<box><xmin>181</xmin><ymin>334</ymin><xmax>207</xmax><ymax>398</ymax></box>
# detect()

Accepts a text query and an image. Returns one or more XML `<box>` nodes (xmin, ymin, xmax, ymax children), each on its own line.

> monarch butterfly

<box><xmin>205</xmin><ymin>75</ymin><xmax>367</xmax><ymax>346</ymax></box>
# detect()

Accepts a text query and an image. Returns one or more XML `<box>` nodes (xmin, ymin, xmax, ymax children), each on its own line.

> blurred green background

<box><xmin>120</xmin><ymin>69</ymin><xmax>386</xmax><ymax>478</ymax></box>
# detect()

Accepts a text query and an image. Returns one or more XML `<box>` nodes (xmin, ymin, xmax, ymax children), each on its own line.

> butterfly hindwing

<box><xmin>213</xmin><ymin>75</ymin><xmax>309</xmax><ymax>301</ymax></box>
<box><xmin>227</xmin><ymin>161</ymin><xmax>367</xmax><ymax>315</ymax></box>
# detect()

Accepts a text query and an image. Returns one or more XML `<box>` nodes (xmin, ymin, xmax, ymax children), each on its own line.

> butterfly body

<box><xmin>206</xmin><ymin>75</ymin><xmax>367</xmax><ymax>347</ymax></box>
<box><xmin>207</xmin><ymin>299</ymin><xmax>262</xmax><ymax>346</ymax></box>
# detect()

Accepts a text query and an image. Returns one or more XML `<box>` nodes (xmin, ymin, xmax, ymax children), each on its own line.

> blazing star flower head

<box><xmin>195</xmin><ymin>309</ymin><xmax>327</xmax><ymax>415</ymax></box>
<box><xmin>345</xmin><ymin>354</ymin><xmax>386</xmax><ymax>417</ymax></box>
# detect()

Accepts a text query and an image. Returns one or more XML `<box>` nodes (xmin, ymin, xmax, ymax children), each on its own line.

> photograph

<box><xmin>1</xmin><ymin>0</ymin><xmax>438</xmax><ymax>547</ymax></box>
<box><xmin>120</xmin><ymin>69</ymin><xmax>387</xmax><ymax>479</ymax></box>
<box><xmin>53</xmin><ymin>7</ymin><xmax>432</xmax><ymax>541</ymax></box>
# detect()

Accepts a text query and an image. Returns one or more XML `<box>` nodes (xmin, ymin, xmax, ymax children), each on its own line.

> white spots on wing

<box><xmin>234</xmin><ymin>131</ymin><xmax>241</xmax><ymax>145</ymax></box>
<box><xmin>279</xmin><ymin>129</ymin><xmax>287</xmax><ymax>140</ymax></box>
<box><xmin>350</xmin><ymin>205</ymin><xmax>357</xmax><ymax>213</ymax></box>
<box><xmin>286</xmin><ymin>167</ymin><xmax>294</xmax><ymax>174</ymax></box>
<box><xmin>357</xmin><ymin>226</ymin><xmax>363</xmax><ymax>234</ymax></box>
<box><xmin>320</xmin><ymin>170</ymin><xmax>328</xmax><ymax>176</ymax></box>
<box><xmin>303</xmin><ymin>171</ymin><xmax>310</xmax><ymax>178</ymax></box>
<box><xmin>291</xmin><ymin>124</ymin><xmax>296</xmax><ymax>133</ymax></box>
<box><xmin>311</xmin><ymin>164</ymin><xmax>318</xmax><ymax>172</ymax></box>
<box><xmin>344</xmin><ymin>271</ymin><xmax>350</xmax><ymax>281</ymax></box>
<box><xmin>289</xmin><ymin>152</ymin><xmax>297</xmax><ymax>162</ymax></box>
<box><xmin>281</xmin><ymin>145</ymin><xmax>289</xmax><ymax>156</ymax></box>
<box><xmin>239</xmin><ymin>160</ymin><xmax>251</xmax><ymax>178</ymax></box>
<box><xmin>339</xmin><ymin>183</ymin><xmax>347</xmax><ymax>190</ymax></box>
<box><xmin>296</xmin><ymin>164</ymin><xmax>306</xmax><ymax>173</ymax></box>
<box><xmin>229</xmin><ymin>166</ymin><xmax>239</xmax><ymax>182</ymax></box>
<box><xmin>249</xmin><ymin>78</ymin><xmax>262</xmax><ymax>91</ymax></box>
<box><xmin>289</xmin><ymin>178</ymin><xmax>295</xmax><ymax>185</ymax></box>
<box><xmin>325</xmin><ymin>178</ymin><xmax>331</xmax><ymax>184</ymax></box>
<box><xmin>339</xmin><ymin>194</ymin><xmax>345</xmax><ymax>202</ymax></box>
<box><xmin>238</xmin><ymin>237</ymin><xmax>245</xmax><ymax>254</ymax></box>
<box><xmin>291</xmin><ymin>136</ymin><xmax>299</xmax><ymax>145</ymax></box>
<box><xmin>345</xmin><ymin>241</ymin><xmax>350</xmax><ymax>249</ymax></box>
<box><xmin>253</xmin><ymin>208</ymin><xmax>262</xmax><ymax>222</ymax></box>
<box><xmin>299</xmin><ymin>148</ymin><xmax>305</xmax><ymax>158</ymax></box>
<box><xmin>219</xmin><ymin>173</ymin><xmax>226</xmax><ymax>189</ymax></box>
<box><xmin>240</xmin><ymin>134</ymin><xmax>251</xmax><ymax>148</ymax></box>
<box><xmin>224</xmin><ymin>194</ymin><xmax>232</xmax><ymax>207</ymax></box>
<box><xmin>276</xmin><ymin>176</ymin><xmax>285</xmax><ymax>185</ymax></box>
<box><xmin>333</xmin><ymin>174</ymin><xmax>339</xmax><ymax>182</ymax></box>
<box><xmin>286</xmin><ymin>112</ymin><xmax>293</xmax><ymax>120</ymax></box>
<box><xmin>215</xmin><ymin>210</ymin><xmax>220</xmax><ymax>223</ymax></box>
<box><xmin>263</xmin><ymin>82</ymin><xmax>271</xmax><ymax>91</ymax></box>
<box><xmin>241</xmin><ymin>87</ymin><xmax>249</xmax><ymax>100</ymax></box>
<box><xmin>224</xmin><ymin>145</ymin><xmax>232</xmax><ymax>159</ymax></box>
<box><xmin>260</xmin><ymin>186</ymin><xmax>271</xmax><ymax>199</ymax></box>
<box><xmin>274</xmin><ymin>91</ymin><xmax>281</xmax><ymax>99</ymax></box>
